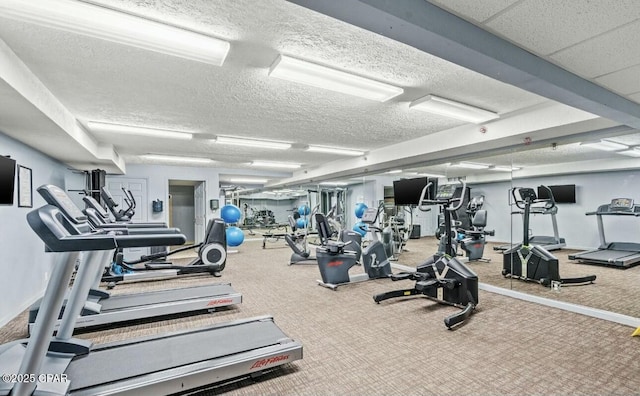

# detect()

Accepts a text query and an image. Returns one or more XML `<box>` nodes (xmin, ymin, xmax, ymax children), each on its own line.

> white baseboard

<box><xmin>0</xmin><ymin>288</ymin><xmax>45</xmax><ymax>328</ymax></box>
<box><xmin>479</xmin><ymin>283</ymin><xmax>640</xmax><ymax>328</ymax></box>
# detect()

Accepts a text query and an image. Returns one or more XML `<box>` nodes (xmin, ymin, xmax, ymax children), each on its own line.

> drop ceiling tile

<box><xmin>595</xmin><ymin>64</ymin><xmax>640</xmax><ymax>95</ymax></box>
<box><xmin>551</xmin><ymin>20</ymin><xmax>640</xmax><ymax>78</ymax></box>
<box><xmin>486</xmin><ymin>0</ymin><xmax>640</xmax><ymax>56</ymax></box>
<box><xmin>427</xmin><ymin>0</ymin><xmax>519</xmax><ymax>23</ymax></box>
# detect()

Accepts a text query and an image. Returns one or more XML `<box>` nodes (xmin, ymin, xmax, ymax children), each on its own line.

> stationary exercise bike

<box><xmin>459</xmin><ymin>196</ymin><xmax>495</xmax><ymax>262</ymax></box>
<box><xmin>502</xmin><ymin>187</ymin><xmax>596</xmax><ymax>287</ymax></box>
<box><xmin>315</xmin><ymin>211</ymin><xmax>385</xmax><ymax>290</ymax></box>
<box><xmin>373</xmin><ymin>181</ymin><xmax>479</xmax><ymax>329</ymax></box>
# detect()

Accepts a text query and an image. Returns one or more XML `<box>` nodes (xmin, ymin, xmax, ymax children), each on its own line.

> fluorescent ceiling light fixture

<box><xmin>386</xmin><ymin>170</ymin><xmax>402</xmax><ymax>174</ymax></box>
<box><xmin>417</xmin><ymin>173</ymin><xmax>445</xmax><ymax>178</ymax></box>
<box><xmin>229</xmin><ymin>178</ymin><xmax>268</xmax><ymax>184</ymax></box>
<box><xmin>618</xmin><ymin>148</ymin><xmax>640</xmax><ymax>157</ymax></box>
<box><xmin>320</xmin><ymin>182</ymin><xmax>348</xmax><ymax>186</ymax></box>
<box><xmin>269</xmin><ymin>54</ymin><xmax>403</xmax><ymax>102</ymax></box>
<box><xmin>402</xmin><ymin>172</ymin><xmax>418</xmax><ymax>176</ymax></box>
<box><xmin>250</xmin><ymin>161</ymin><xmax>301</xmax><ymax>169</ymax></box>
<box><xmin>307</xmin><ymin>145</ymin><xmax>365</xmax><ymax>156</ymax></box>
<box><xmin>0</xmin><ymin>0</ymin><xmax>230</xmax><ymax>66</ymax></box>
<box><xmin>409</xmin><ymin>95</ymin><xmax>499</xmax><ymax>124</ymax></box>
<box><xmin>580</xmin><ymin>140</ymin><xmax>628</xmax><ymax>151</ymax></box>
<box><xmin>491</xmin><ymin>166</ymin><xmax>521</xmax><ymax>172</ymax></box>
<box><xmin>87</xmin><ymin>121</ymin><xmax>193</xmax><ymax>140</ymax></box>
<box><xmin>143</xmin><ymin>154</ymin><xmax>213</xmax><ymax>164</ymax></box>
<box><xmin>216</xmin><ymin>136</ymin><xmax>291</xmax><ymax>150</ymax></box>
<box><xmin>450</xmin><ymin>162</ymin><xmax>490</xmax><ymax>169</ymax></box>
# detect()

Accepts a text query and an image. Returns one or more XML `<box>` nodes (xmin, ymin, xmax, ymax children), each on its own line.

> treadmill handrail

<box><xmin>586</xmin><ymin>211</ymin><xmax>640</xmax><ymax>216</ymax></box>
<box><xmin>28</xmin><ymin>205</ymin><xmax>187</xmax><ymax>252</ymax></box>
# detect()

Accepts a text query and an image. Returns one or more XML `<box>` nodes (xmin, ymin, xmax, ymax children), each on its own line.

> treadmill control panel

<box><xmin>610</xmin><ymin>198</ymin><xmax>634</xmax><ymax>211</ymax></box>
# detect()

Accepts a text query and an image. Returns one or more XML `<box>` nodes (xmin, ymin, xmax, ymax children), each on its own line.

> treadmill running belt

<box><xmin>100</xmin><ymin>283</ymin><xmax>236</xmax><ymax>311</ymax></box>
<box><xmin>67</xmin><ymin>317</ymin><xmax>289</xmax><ymax>391</ymax></box>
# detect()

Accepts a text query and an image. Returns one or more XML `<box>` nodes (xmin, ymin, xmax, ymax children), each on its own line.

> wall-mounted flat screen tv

<box><xmin>0</xmin><ymin>156</ymin><xmax>16</xmax><ymax>205</ymax></box>
<box><xmin>537</xmin><ymin>184</ymin><xmax>576</xmax><ymax>204</ymax></box>
<box><xmin>393</xmin><ymin>177</ymin><xmax>438</xmax><ymax>206</ymax></box>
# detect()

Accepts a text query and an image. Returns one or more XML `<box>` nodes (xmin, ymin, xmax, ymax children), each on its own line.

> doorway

<box><xmin>168</xmin><ymin>180</ymin><xmax>206</xmax><ymax>246</ymax></box>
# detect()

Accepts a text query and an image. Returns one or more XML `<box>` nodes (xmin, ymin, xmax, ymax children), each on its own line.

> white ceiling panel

<box><xmin>551</xmin><ymin>20</ymin><xmax>640</xmax><ymax>78</ymax></box>
<box><xmin>485</xmin><ymin>0</ymin><xmax>640</xmax><ymax>56</ymax></box>
<box><xmin>426</xmin><ymin>0</ymin><xmax>519</xmax><ymax>23</ymax></box>
<box><xmin>595</xmin><ymin>65</ymin><xmax>640</xmax><ymax>96</ymax></box>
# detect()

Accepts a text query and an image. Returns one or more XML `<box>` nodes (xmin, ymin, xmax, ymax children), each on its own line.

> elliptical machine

<box><xmin>101</xmin><ymin>186</ymin><xmax>136</xmax><ymax>222</ymax></box>
<box><xmin>285</xmin><ymin>207</ymin><xmax>317</xmax><ymax>265</ymax></box>
<box><xmin>502</xmin><ymin>187</ymin><xmax>596</xmax><ymax>287</ymax></box>
<box><xmin>373</xmin><ymin>180</ymin><xmax>479</xmax><ymax>329</ymax></box>
<box><xmin>361</xmin><ymin>203</ymin><xmax>395</xmax><ymax>277</ymax></box>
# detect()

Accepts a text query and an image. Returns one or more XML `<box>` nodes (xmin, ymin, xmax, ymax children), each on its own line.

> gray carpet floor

<box><xmin>1</xmin><ymin>237</ymin><xmax>639</xmax><ymax>395</ymax></box>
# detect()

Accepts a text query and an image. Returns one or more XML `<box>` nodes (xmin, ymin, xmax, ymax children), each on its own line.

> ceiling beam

<box><xmin>269</xmin><ymin>102</ymin><xmax>621</xmax><ymax>187</ymax></box>
<box><xmin>0</xmin><ymin>38</ymin><xmax>125</xmax><ymax>173</ymax></box>
<box><xmin>287</xmin><ymin>0</ymin><xmax>640</xmax><ymax>129</ymax></box>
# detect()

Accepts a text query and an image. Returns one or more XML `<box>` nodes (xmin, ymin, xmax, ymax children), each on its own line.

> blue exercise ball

<box><xmin>354</xmin><ymin>203</ymin><xmax>368</xmax><ymax>219</ymax></box>
<box><xmin>220</xmin><ymin>204</ymin><xmax>242</xmax><ymax>224</ymax></box>
<box><xmin>296</xmin><ymin>218</ymin><xmax>308</xmax><ymax>229</ymax></box>
<box><xmin>352</xmin><ymin>222</ymin><xmax>367</xmax><ymax>236</ymax></box>
<box><xmin>226</xmin><ymin>226</ymin><xmax>245</xmax><ymax>247</ymax></box>
<box><xmin>298</xmin><ymin>205</ymin><xmax>310</xmax><ymax>216</ymax></box>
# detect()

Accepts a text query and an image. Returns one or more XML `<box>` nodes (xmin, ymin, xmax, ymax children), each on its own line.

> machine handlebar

<box><xmin>511</xmin><ymin>185</ymin><xmax>556</xmax><ymax>211</ymax></box>
<box><xmin>418</xmin><ymin>179</ymin><xmax>466</xmax><ymax>212</ymax></box>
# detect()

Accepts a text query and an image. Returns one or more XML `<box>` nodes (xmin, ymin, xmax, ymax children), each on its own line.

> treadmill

<box><xmin>494</xmin><ymin>185</ymin><xmax>566</xmax><ymax>251</ymax></box>
<box><xmin>83</xmin><ymin>194</ymin><xmax>227</xmax><ymax>284</ymax></box>
<box><xmin>568</xmin><ymin>198</ymin><xmax>640</xmax><ymax>268</ymax></box>
<box><xmin>28</xmin><ymin>185</ymin><xmax>241</xmax><ymax>333</ymax></box>
<box><xmin>0</xmin><ymin>199</ymin><xmax>302</xmax><ymax>395</ymax></box>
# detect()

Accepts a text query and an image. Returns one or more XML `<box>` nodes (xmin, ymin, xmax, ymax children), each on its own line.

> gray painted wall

<box><xmin>508</xmin><ymin>171</ymin><xmax>640</xmax><ymax>250</ymax></box>
<box><xmin>108</xmin><ymin>164</ymin><xmax>220</xmax><ymax>225</ymax></box>
<box><xmin>358</xmin><ymin>171</ymin><xmax>640</xmax><ymax>249</ymax></box>
<box><xmin>0</xmin><ymin>132</ymin><xmax>72</xmax><ymax>326</ymax></box>
<box><xmin>170</xmin><ymin>185</ymin><xmax>195</xmax><ymax>242</ymax></box>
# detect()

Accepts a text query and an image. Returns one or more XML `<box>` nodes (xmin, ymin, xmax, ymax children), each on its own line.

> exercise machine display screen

<box><xmin>435</xmin><ymin>184</ymin><xmax>457</xmax><ymax>200</ymax></box>
<box><xmin>610</xmin><ymin>198</ymin><xmax>634</xmax><ymax>211</ymax></box>
<box><xmin>361</xmin><ymin>208</ymin><xmax>379</xmax><ymax>224</ymax></box>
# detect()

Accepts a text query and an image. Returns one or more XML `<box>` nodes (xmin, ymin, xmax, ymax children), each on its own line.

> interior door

<box><xmin>105</xmin><ymin>177</ymin><xmax>148</xmax><ymax>259</ymax></box>
<box><xmin>194</xmin><ymin>181</ymin><xmax>206</xmax><ymax>243</ymax></box>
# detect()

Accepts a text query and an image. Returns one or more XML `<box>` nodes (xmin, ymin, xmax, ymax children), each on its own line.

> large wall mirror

<box><xmin>376</xmin><ymin>137</ymin><xmax>639</xmax><ymax>322</ymax></box>
<box><xmin>437</xmin><ymin>136</ymin><xmax>640</xmax><ymax>321</ymax></box>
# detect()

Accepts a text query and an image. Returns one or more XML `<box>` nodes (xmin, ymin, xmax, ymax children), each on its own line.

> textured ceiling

<box><xmin>0</xmin><ymin>0</ymin><xmax>639</xmax><ymax>187</ymax></box>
